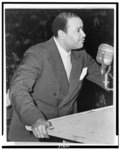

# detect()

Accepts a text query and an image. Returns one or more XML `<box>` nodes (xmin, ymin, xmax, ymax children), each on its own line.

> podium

<box><xmin>48</xmin><ymin>106</ymin><xmax>116</xmax><ymax>144</ymax></box>
<box><xmin>26</xmin><ymin>106</ymin><xmax>116</xmax><ymax>144</ymax></box>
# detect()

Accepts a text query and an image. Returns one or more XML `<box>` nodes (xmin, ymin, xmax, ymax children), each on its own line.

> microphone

<box><xmin>96</xmin><ymin>43</ymin><xmax>114</xmax><ymax>74</ymax></box>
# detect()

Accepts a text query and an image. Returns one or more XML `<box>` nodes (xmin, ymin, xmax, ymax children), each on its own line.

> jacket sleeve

<box><xmin>85</xmin><ymin>51</ymin><xmax>105</xmax><ymax>89</ymax></box>
<box><xmin>9</xmin><ymin>48</ymin><xmax>45</xmax><ymax>126</ymax></box>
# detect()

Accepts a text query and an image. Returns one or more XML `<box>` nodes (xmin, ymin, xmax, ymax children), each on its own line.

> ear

<box><xmin>58</xmin><ymin>30</ymin><xmax>66</xmax><ymax>40</ymax></box>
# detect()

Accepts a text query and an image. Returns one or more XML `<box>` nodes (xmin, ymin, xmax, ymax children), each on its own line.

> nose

<box><xmin>79</xmin><ymin>28</ymin><xmax>86</xmax><ymax>38</ymax></box>
<box><xmin>81</xmin><ymin>29</ymin><xmax>86</xmax><ymax>38</ymax></box>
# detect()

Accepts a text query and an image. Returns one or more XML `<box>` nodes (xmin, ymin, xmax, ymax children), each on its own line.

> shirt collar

<box><xmin>54</xmin><ymin>37</ymin><xmax>71</xmax><ymax>58</ymax></box>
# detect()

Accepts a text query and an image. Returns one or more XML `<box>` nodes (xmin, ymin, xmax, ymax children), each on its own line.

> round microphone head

<box><xmin>96</xmin><ymin>43</ymin><xmax>114</xmax><ymax>65</ymax></box>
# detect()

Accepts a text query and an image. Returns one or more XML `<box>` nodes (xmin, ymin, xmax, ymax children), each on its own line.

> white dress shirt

<box><xmin>54</xmin><ymin>37</ymin><xmax>72</xmax><ymax>80</ymax></box>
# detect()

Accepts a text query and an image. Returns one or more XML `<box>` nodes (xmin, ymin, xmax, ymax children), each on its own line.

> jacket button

<box><xmin>53</xmin><ymin>93</ymin><xmax>56</xmax><ymax>96</ymax></box>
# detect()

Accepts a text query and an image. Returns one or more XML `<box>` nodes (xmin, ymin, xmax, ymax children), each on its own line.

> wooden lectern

<box><xmin>26</xmin><ymin>106</ymin><xmax>116</xmax><ymax>144</ymax></box>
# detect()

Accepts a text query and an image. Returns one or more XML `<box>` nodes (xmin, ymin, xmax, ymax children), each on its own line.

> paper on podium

<box><xmin>26</xmin><ymin>106</ymin><xmax>116</xmax><ymax>144</ymax></box>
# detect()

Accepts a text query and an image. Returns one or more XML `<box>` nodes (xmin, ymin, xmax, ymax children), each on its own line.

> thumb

<box><xmin>47</xmin><ymin>121</ymin><xmax>54</xmax><ymax>130</ymax></box>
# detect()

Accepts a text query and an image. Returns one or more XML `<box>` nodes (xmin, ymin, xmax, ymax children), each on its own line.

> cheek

<box><xmin>70</xmin><ymin>36</ymin><xmax>78</xmax><ymax>44</ymax></box>
<box><xmin>66</xmin><ymin>34</ymin><xmax>80</xmax><ymax>46</ymax></box>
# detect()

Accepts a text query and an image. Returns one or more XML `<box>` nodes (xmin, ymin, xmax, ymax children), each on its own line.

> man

<box><xmin>8</xmin><ymin>12</ymin><xmax>105</xmax><ymax>142</ymax></box>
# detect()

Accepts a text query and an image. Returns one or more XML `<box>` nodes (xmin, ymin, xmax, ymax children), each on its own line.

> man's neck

<box><xmin>54</xmin><ymin>36</ymin><xmax>71</xmax><ymax>53</ymax></box>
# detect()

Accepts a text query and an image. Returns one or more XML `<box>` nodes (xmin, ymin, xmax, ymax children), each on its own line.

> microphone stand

<box><xmin>103</xmin><ymin>66</ymin><xmax>113</xmax><ymax>91</ymax></box>
<box><xmin>101</xmin><ymin>52</ymin><xmax>113</xmax><ymax>91</ymax></box>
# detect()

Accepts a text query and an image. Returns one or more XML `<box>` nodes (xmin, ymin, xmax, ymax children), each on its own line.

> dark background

<box><xmin>6</xmin><ymin>9</ymin><xmax>113</xmax><ymax>112</ymax></box>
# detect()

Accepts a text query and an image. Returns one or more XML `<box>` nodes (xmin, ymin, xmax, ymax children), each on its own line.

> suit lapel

<box><xmin>47</xmin><ymin>38</ymin><xmax>84</xmax><ymax>109</ymax></box>
<box><xmin>69</xmin><ymin>51</ymin><xmax>82</xmax><ymax>91</ymax></box>
<box><xmin>47</xmin><ymin>38</ymin><xmax>69</xmax><ymax>95</ymax></box>
<box><xmin>58</xmin><ymin>51</ymin><xmax>83</xmax><ymax>109</ymax></box>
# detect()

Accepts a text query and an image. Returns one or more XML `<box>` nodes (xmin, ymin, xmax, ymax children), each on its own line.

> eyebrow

<box><xmin>75</xmin><ymin>26</ymin><xmax>83</xmax><ymax>30</ymax></box>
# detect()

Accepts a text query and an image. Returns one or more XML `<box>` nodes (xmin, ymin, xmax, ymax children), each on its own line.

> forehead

<box><xmin>67</xmin><ymin>17</ymin><xmax>83</xmax><ymax>30</ymax></box>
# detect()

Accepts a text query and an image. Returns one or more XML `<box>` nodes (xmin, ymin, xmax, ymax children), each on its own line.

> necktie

<box><xmin>66</xmin><ymin>53</ymin><xmax>72</xmax><ymax>80</ymax></box>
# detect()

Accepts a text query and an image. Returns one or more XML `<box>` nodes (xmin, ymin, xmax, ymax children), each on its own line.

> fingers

<box><xmin>32</xmin><ymin>128</ymin><xmax>38</xmax><ymax>138</ymax></box>
<box><xmin>32</xmin><ymin>126</ymin><xmax>49</xmax><ymax>139</ymax></box>
<box><xmin>32</xmin><ymin>120</ymin><xmax>53</xmax><ymax>139</ymax></box>
<box><xmin>41</xmin><ymin>126</ymin><xmax>49</xmax><ymax>138</ymax></box>
<box><xmin>32</xmin><ymin>127</ymin><xmax>43</xmax><ymax>138</ymax></box>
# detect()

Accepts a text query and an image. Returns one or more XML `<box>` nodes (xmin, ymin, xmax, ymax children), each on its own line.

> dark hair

<box><xmin>52</xmin><ymin>12</ymin><xmax>79</xmax><ymax>37</ymax></box>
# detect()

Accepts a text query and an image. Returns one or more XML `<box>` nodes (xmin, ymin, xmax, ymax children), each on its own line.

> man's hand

<box><xmin>32</xmin><ymin>118</ymin><xmax>54</xmax><ymax>139</ymax></box>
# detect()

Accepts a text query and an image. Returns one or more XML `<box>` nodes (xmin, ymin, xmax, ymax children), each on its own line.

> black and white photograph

<box><xmin>1</xmin><ymin>2</ymin><xmax>119</xmax><ymax>148</ymax></box>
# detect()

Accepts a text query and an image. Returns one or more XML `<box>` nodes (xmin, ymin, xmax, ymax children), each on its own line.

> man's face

<box><xmin>64</xmin><ymin>17</ymin><xmax>86</xmax><ymax>50</ymax></box>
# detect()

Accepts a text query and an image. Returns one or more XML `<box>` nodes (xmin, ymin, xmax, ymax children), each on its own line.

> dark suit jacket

<box><xmin>8</xmin><ymin>37</ymin><xmax>104</xmax><ymax>141</ymax></box>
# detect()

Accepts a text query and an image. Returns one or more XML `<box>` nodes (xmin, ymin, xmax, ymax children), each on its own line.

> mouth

<box><xmin>79</xmin><ymin>38</ymin><xmax>85</xmax><ymax>44</ymax></box>
<box><xmin>81</xmin><ymin>38</ymin><xmax>85</xmax><ymax>43</ymax></box>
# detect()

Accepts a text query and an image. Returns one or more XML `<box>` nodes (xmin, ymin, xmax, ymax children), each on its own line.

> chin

<box><xmin>72</xmin><ymin>44</ymin><xmax>83</xmax><ymax>50</ymax></box>
<box><xmin>78</xmin><ymin>44</ymin><xmax>83</xmax><ymax>49</ymax></box>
